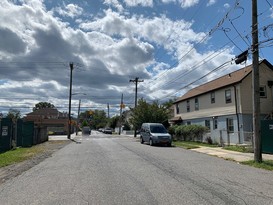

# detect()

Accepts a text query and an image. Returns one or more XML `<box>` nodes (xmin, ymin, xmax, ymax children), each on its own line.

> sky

<box><xmin>0</xmin><ymin>0</ymin><xmax>272</xmax><ymax>117</ymax></box>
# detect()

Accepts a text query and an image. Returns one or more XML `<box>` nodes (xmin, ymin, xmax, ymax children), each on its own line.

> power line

<box><xmin>265</xmin><ymin>0</ymin><xmax>272</xmax><ymax>9</ymax></box>
<box><xmin>156</xmin><ymin>60</ymin><xmax>233</xmax><ymax>101</ymax></box>
<box><xmin>144</xmin><ymin>0</ymin><xmax>241</xmax><ymax>90</ymax></box>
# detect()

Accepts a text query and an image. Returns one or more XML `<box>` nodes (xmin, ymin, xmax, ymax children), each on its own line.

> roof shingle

<box><xmin>174</xmin><ymin>60</ymin><xmax>272</xmax><ymax>103</ymax></box>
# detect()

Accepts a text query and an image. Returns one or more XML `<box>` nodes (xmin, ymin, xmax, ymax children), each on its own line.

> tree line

<box><xmin>2</xmin><ymin>99</ymin><xmax>174</xmax><ymax>131</ymax></box>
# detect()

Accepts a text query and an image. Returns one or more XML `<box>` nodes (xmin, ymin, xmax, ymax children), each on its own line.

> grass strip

<box><xmin>0</xmin><ymin>141</ymin><xmax>69</xmax><ymax>168</ymax></box>
<box><xmin>223</xmin><ymin>145</ymin><xmax>253</xmax><ymax>153</ymax></box>
<box><xmin>0</xmin><ymin>146</ymin><xmax>45</xmax><ymax>168</ymax></box>
<box><xmin>173</xmin><ymin>141</ymin><xmax>218</xmax><ymax>149</ymax></box>
<box><xmin>241</xmin><ymin>160</ymin><xmax>273</xmax><ymax>171</ymax></box>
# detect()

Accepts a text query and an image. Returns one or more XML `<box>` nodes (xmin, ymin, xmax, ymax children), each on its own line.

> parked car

<box><xmin>103</xmin><ymin>127</ymin><xmax>112</xmax><ymax>134</ymax></box>
<box><xmin>140</xmin><ymin>123</ymin><xmax>172</xmax><ymax>146</ymax></box>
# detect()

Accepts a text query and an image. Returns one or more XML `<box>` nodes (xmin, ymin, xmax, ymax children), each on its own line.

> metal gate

<box><xmin>0</xmin><ymin>118</ymin><xmax>13</xmax><ymax>152</ymax></box>
<box><xmin>16</xmin><ymin>119</ymin><xmax>34</xmax><ymax>147</ymax></box>
<box><xmin>261</xmin><ymin>120</ymin><xmax>273</xmax><ymax>154</ymax></box>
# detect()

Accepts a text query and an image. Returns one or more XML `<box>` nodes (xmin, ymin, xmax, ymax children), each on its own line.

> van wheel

<box><xmin>149</xmin><ymin>138</ymin><xmax>153</xmax><ymax>146</ymax></box>
<box><xmin>140</xmin><ymin>136</ymin><xmax>144</xmax><ymax>144</ymax></box>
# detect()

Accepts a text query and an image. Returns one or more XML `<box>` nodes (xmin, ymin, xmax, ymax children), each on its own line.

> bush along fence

<box><xmin>168</xmin><ymin>124</ymin><xmax>209</xmax><ymax>142</ymax></box>
<box><xmin>0</xmin><ymin>118</ymin><xmax>48</xmax><ymax>153</ymax></box>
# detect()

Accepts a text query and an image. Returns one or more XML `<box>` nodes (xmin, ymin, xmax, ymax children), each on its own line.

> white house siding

<box><xmin>181</xmin><ymin>106</ymin><xmax>236</xmax><ymax>120</ymax></box>
<box><xmin>240</xmin><ymin>64</ymin><xmax>273</xmax><ymax>114</ymax></box>
<box><xmin>176</xmin><ymin>85</ymin><xmax>240</xmax><ymax>144</ymax></box>
<box><xmin>183</xmin><ymin>115</ymin><xmax>240</xmax><ymax>144</ymax></box>
<box><xmin>173</xmin><ymin>60</ymin><xmax>273</xmax><ymax>145</ymax></box>
<box><xmin>177</xmin><ymin>86</ymin><xmax>237</xmax><ymax>119</ymax></box>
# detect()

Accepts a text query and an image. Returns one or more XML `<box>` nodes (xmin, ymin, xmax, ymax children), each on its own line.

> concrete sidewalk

<box><xmin>48</xmin><ymin>132</ymin><xmax>81</xmax><ymax>141</ymax></box>
<box><xmin>191</xmin><ymin>146</ymin><xmax>273</xmax><ymax>162</ymax></box>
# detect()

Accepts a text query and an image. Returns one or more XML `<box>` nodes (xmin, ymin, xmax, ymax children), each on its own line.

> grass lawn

<box><xmin>0</xmin><ymin>141</ymin><xmax>66</xmax><ymax>168</ymax></box>
<box><xmin>0</xmin><ymin>145</ymin><xmax>47</xmax><ymax>168</ymax></box>
<box><xmin>0</xmin><ymin>146</ymin><xmax>43</xmax><ymax>167</ymax></box>
<box><xmin>241</xmin><ymin>160</ymin><xmax>273</xmax><ymax>171</ymax></box>
<box><xmin>223</xmin><ymin>145</ymin><xmax>253</xmax><ymax>153</ymax></box>
<box><xmin>173</xmin><ymin>141</ymin><xmax>218</xmax><ymax>149</ymax></box>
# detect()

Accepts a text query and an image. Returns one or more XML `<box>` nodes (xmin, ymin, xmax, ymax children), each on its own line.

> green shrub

<box><xmin>173</xmin><ymin>124</ymin><xmax>208</xmax><ymax>142</ymax></box>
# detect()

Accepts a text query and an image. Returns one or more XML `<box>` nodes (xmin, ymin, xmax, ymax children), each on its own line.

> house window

<box><xmin>187</xmin><ymin>100</ymin><xmax>190</xmax><ymax>112</ymax></box>
<box><xmin>225</xmin><ymin>89</ymin><xmax>232</xmax><ymax>103</ymax></box>
<box><xmin>205</xmin><ymin>120</ymin><xmax>210</xmax><ymax>130</ymax></box>
<box><xmin>227</xmin><ymin>118</ymin><xmax>234</xmax><ymax>133</ymax></box>
<box><xmin>211</xmin><ymin>92</ymin><xmax>215</xmax><ymax>104</ymax></box>
<box><xmin>187</xmin><ymin>121</ymin><xmax>191</xmax><ymax>125</ymax></box>
<box><xmin>195</xmin><ymin>98</ymin><xmax>199</xmax><ymax>111</ymax></box>
<box><xmin>176</xmin><ymin>104</ymin><xmax>180</xmax><ymax>114</ymax></box>
<box><xmin>260</xmin><ymin>86</ymin><xmax>267</xmax><ymax>98</ymax></box>
<box><xmin>213</xmin><ymin>117</ymin><xmax>218</xmax><ymax>130</ymax></box>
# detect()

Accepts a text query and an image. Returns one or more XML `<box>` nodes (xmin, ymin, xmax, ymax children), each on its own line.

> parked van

<box><xmin>140</xmin><ymin>123</ymin><xmax>172</xmax><ymax>146</ymax></box>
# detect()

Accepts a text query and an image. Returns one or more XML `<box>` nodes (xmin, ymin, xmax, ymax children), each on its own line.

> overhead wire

<box><xmin>143</xmin><ymin>0</ymin><xmax>241</xmax><ymax>93</ymax></box>
<box><xmin>149</xmin><ymin>41</ymin><xmax>234</xmax><ymax>92</ymax></box>
<box><xmin>157</xmin><ymin>60</ymin><xmax>233</xmax><ymax>101</ymax></box>
<box><xmin>149</xmin><ymin>0</ymin><xmax>273</xmax><ymax>102</ymax></box>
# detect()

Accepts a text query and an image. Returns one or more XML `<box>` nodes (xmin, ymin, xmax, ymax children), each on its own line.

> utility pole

<box><xmin>76</xmin><ymin>99</ymin><xmax>81</xmax><ymax>136</ymax></box>
<box><xmin>119</xmin><ymin>93</ymin><xmax>124</xmax><ymax>135</ymax></box>
<box><xmin>252</xmin><ymin>0</ymin><xmax>262</xmax><ymax>162</ymax></box>
<box><xmin>107</xmin><ymin>103</ymin><xmax>110</xmax><ymax>118</ymax></box>
<box><xmin>130</xmin><ymin>77</ymin><xmax>144</xmax><ymax>137</ymax></box>
<box><xmin>67</xmin><ymin>62</ymin><xmax>73</xmax><ymax>139</ymax></box>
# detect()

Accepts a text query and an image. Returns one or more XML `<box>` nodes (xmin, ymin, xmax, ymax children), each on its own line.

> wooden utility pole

<box><xmin>76</xmin><ymin>99</ymin><xmax>81</xmax><ymax>136</ymax></box>
<box><xmin>107</xmin><ymin>103</ymin><xmax>110</xmax><ymax>118</ymax></box>
<box><xmin>67</xmin><ymin>62</ymin><xmax>73</xmax><ymax>139</ymax></box>
<box><xmin>119</xmin><ymin>93</ymin><xmax>124</xmax><ymax>135</ymax></box>
<box><xmin>130</xmin><ymin>77</ymin><xmax>144</xmax><ymax>137</ymax></box>
<box><xmin>252</xmin><ymin>0</ymin><xmax>262</xmax><ymax>162</ymax></box>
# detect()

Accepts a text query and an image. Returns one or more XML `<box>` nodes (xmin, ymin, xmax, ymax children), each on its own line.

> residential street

<box><xmin>0</xmin><ymin>132</ymin><xmax>273</xmax><ymax>205</ymax></box>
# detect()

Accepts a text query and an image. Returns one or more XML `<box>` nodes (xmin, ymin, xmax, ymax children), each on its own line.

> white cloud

<box><xmin>161</xmin><ymin>0</ymin><xmax>176</xmax><ymax>3</ymax></box>
<box><xmin>80</xmin><ymin>9</ymin><xmax>204</xmax><ymax>55</ymax></box>
<box><xmin>0</xmin><ymin>0</ymin><xmax>242</xmax><ymax>115</ymax></box>
<box><xmin>178</xmin><ymin>0</ymin><xmax>199</xmax><ymax>8</ymax></box>
<box><xmin>224</xmin><ymin>3</ymin><xmax>230</xmax><ymax>9</ymax></box>
<box><xmin>207</xmin><ymin>0</ymin><xmax>216</xmax><ymax>7</ymax></box>
<box><xmin>54</xmin><ymin>3</ymin><xmax>83</xmax><ymax>18</ymax></box>
<box><xmin>103</xmin><ymin>0</ymin><xmax>124</xmax><ymax>12</ymax></box>
<box><xmin>123</xmin><ymin>0</ymin><xmax>153</xmax><ymax>7</ymax></box>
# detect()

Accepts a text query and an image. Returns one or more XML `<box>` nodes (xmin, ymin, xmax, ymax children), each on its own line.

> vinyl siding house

<box><xmin>172</xmin><ymin>59</ymin><xmax>273</xmax><ymax>145</ymax></box>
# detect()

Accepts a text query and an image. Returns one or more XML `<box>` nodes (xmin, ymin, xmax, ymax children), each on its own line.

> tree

<box><xmin>33</xmin><ymin>102</ymin><xmax>55</xmax><ymax>111</ymax></box>
<box><xmin>162</xmin><ymin>98</ymin><xmax>176</xmax><ymax>109</ymax></box>
<box><xmin>129</xmin><ymin>98</ymin><xmax>170</xmax><ymax>130</ymax></box>
<box><xmin>80</xmin><ymin>110</ymin><xmax>108</xmax><ymax>129</ymax></box>
<box><xmin>6</xmin><ymin>109</ymin><xmax>21</xmax><ymax>120</ymax></box>
<box><xmin>108</xmin><ymin>115</ymin><xmax>120</xmax><ymax>129</ymax></box>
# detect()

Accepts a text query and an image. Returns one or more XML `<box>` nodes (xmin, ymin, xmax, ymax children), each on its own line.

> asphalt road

<box><xmin>0</xmin><ymin>131</ymin><xmax>273</xmax><ymax>205</ymax></box>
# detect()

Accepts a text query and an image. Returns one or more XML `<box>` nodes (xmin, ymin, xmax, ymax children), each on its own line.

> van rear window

<box><xmin>150</xmin><ymin>125</ymin><xmax>167</xmax><ymax>133</ymax></box>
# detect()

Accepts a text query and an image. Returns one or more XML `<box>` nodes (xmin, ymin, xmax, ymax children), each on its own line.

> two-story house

<box><xmin>172</xmin><ymin>59</ymin><xmax>273</xmax><ymax>145</ymax></box>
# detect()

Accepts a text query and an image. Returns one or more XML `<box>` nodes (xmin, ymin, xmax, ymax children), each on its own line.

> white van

<box><xmin>140</xmin><ymin>123</ymin><xmax>172</xmax><ymax>146</ymax></box>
